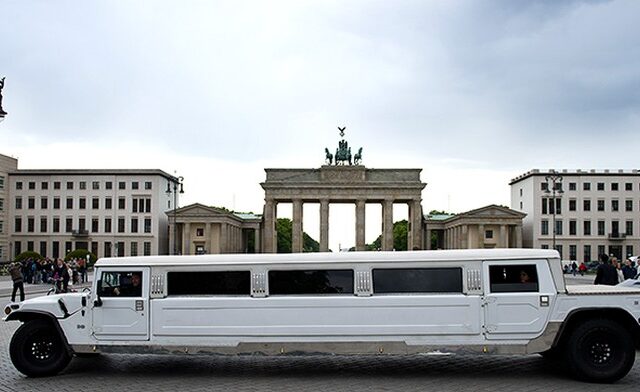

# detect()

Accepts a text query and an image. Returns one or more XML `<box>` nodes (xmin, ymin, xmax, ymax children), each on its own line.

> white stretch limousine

<box><xmin>4</xmin><ymin>249</ymin><xmax>640</xmax><ymax>382</ymax></box>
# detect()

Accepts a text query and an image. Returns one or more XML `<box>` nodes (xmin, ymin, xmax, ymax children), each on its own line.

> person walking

<box><xmin>594</xmin><ymin>254</ymin><xmax>618</xmax><ymax>286</ymax></box>
<box><xmin>9</xmin><ymin>262</ymin><xmax>25</xmax><ymax>302</ymax></box>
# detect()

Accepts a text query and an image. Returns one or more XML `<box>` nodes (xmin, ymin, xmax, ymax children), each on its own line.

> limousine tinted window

<box><xmin>268</xmin><ymin>270</ymin><xmax>354</xmax><ymax>295</ymax></box>
<box><xmin>373</xmin><ymin>268</ymin><xmax>463</xmax><ymax>293</ymax></box>
<box><xmin>489</xmin><ymin>265</ymin><xmax>539</xmax><ymax>293</ymax></box>
<box><xmin>167</xmin><ymin>271</ymin><xmax>250</xmax><ymax>295</ymax></box>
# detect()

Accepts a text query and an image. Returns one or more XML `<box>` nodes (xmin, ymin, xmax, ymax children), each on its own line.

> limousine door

<box><xmin>92</xmin><ymin>267</ymin><xmax>150</xmax><ymax>341</ymax></box>
<box><xmin>482</xmin><ymin>260</ymin><xmax>554</xmax><ymax>340</ymax></box>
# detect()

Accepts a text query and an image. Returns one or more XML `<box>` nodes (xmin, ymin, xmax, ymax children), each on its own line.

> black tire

<box><xmin>9</xmin><ymin>319</ymin><xmax>72</xmax><ymax>377</ymax></box>
<box><xmin>564</xmin><ymin>319</ymin><xmax>635</xmax><ymax>383</ymax></box>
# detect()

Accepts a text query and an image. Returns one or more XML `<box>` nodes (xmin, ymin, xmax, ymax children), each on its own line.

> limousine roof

<box><xmin>95</xmin><ymin>249</ymin><xmax>559</xmax><ymax>267</ymax></box>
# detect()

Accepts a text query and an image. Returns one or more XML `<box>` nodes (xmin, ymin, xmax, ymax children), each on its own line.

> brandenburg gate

<box><xmin>261</xmin><ymin>129</ymin><xmax>426</xmax><ymax>253</ymax></box>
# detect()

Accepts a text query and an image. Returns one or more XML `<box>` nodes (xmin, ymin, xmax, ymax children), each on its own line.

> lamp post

<box><xmin>544</xmin><ymin>171</ymin><xmax>563</xmax><ymax>251</ymax></box>
<box><xmin>166</xmin><ymin>175</ymin><xmax>184</xmax><ymax>255</ymax></box>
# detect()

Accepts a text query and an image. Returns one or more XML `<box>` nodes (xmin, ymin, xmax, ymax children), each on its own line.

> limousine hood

<box><xmin>4</xmin><ymin>292</ymin><xmax>87</xmax><ymax>321</ymax></box>
<box><xmin>565</xmin><ymin>285</ymin><xmax>640</xmax><ymax>295</ymax></box>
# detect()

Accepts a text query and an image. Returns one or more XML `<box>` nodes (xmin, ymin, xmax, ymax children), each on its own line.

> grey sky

<box><xmin>1</xmin><ymin>0</ymin><xmax>639</xmax><ymax>249</ymax></box>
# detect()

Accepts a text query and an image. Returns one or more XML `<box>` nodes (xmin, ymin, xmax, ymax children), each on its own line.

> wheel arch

<box><xmin>554</xmin><ymin>308</ymin><xmax>640</xmax><ymax>350</ymax></box>
<box><xmin>6</xmin><ymin>311</ymin><xmax>73</xmax><ymax>354</ymax></box>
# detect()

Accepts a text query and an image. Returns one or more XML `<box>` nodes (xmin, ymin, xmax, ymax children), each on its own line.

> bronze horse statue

<box><xmin>354</xmin><ymin>147</ymin><xmax>363</xmax><ymax>165</ymax></box>
<box><xmin>324</xmin><ymin>148</ymin><xmax>333</xmax><ymax>165</ymax></box>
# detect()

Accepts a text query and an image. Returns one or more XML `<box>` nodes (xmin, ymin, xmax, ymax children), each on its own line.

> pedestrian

<box><xmin>571</xmin><ymin>261</ymin><xmax>577</xmax><ymax>276</ymax></box>
<box><xmin>622</xmin><ymin>259</ymin><xmax>636</xmax><ymax>280</ymax></box>
<box><xmin>578</xmin><ymin>262</ymin><xmax>587</xmax><ymax>276</ymax></box>
<box><xmin>9</xmin><ymin>262</ymin><xmax>25</xmax><ymax>302</ymax></box>
<box><xmin>53</xmin><ymin>258</ymin><xmax>70</xmax><ymax>293</ymax></box>
<box><xmin>594</xmin><ymin>254</ymin><xmax>618</xmax><ymax>286</ymax></box>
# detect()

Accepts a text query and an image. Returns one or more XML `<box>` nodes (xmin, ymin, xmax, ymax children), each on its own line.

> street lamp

<box><xmin>166</xmin><ymin>175</ymin><xmax>184</xmax><ymax>255</ymax></box>
<box><xmin>544</xmin><ymin>170</ymin><xmax>563</xmax><ymax>251</ymax></box>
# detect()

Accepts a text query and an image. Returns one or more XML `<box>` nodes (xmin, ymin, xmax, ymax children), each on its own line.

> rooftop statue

<box><xmin>0</xmin><ymin>77</ymin><xmax>7</xmax><ymax>116</ymax></box>
<box><xmin>324</xmin><ymin>127</ymin><xmax>363</xmax><ymax>166</ymax></box>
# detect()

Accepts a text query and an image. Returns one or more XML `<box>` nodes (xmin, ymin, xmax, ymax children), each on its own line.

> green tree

<box><xmin>64</xmin><ymin>249</ymin><xmax>98</xmax><ymax>265</ymax></box>
<box><xmin>276</xmin><ymin>218</ymin><xmax>320</xmax><ymax>253</ymax></box>
<box><xmin>365</xmin><ymin>220</ymin><xmax>408</xmax><ymax>251</ymax></box>
<box><xmin>15</xmin><ymin>251</ymin><xmax>44</xmax><ymax>263</ymax></box>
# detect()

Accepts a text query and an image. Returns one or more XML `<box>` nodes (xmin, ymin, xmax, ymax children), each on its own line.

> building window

<box><xmin>196</xmin><ymin>228</ymin><xmax>204</xmax><ymax>236</ymax></box>
<box><xmin>597</xmin><ymin>182</ymin><xmax>605</xmax><ymax>191</ymax></box>
<box><xmin>541</xmin><ymin>220</ymin><xmax>549</xmax><ymax>235</ymax></box>
<box><xmin>597</xmin><ymin>220</ymin><xmax>605</xmax><ymax>236</ymax></box>
<box><xmin>626</xmin><ymin>246</ymin><xmax>634</xmax><ymax>259</ymax></box>
<box><xmin>79</xmin><ymin>181</ymin><xmax>87</xmax><ymax>190</ymax></box>
<box><xmin>131</xmin><ymin>242</ymin><xmax>138</xmax><ymax>257</ymax></box>
<box><xmin>28</xmin><ymin>181</ymin><xmax>35</xmax><ymax>190</ymax></box>
<box><xmin>583</xmin><ymin>182</ymin><xmax>591</xmax><ymax>191</ymax></box>
<box><xmin>15</xmin><ymin>197</ymin><xmax>22</xmax><ymax>210</ymax></box>
<box><xmin>92</xmin><ymin>197</ymin><xmax>99</xmax><ymax>209</ymax></box>
<box><xmin>79</xmin><ymin>217</ymin><xmax>86</xmax><ymax>232</ymax></box>
<box><xmin>16</xmin><ymin>182</ymin><xmax>23</xmax><ymax>190</ymax></box>
<box><xmin>611</xmin><ymin>199</ymin><xmax>619</xmax><ymax>212</ymax></box>
<box><xmin>14</xmin><ymin>217</ymin><xmax>21</xmax><ymax>233</ymax></box>
<box><xmin>104</xmin><ymin>242</ymin><xmax>112</xmax><ymax>257</ymax></box>
<box><xmin>597</xmin><ymin>200</ymin><xmax>605</xmax><ymax>211</ymax></box>
<box><xmin>569</xmin><ymin>220</ymin><xmax>577</xmax><ymax>235</ymax></box>
<box><xmin>79</xmin><ymin>197</ymin><xmax>86</xmax><ymax>209</ymax></box>
<box><xmin>118</xmin><ymin>217</ymin><xmax>125</xmax><ymax>233</ymax></box>
<box><xmin>556</xmin><ymin>244</ymin><xmax>563</xmax><ymax>258</ymax></box>
<box><xmin>144</xmin><ymin>218</ymin><xmax>151</xmax><ymax>233</ymax></box>
<box><xmin>106</xmin><ymin>181</ymin><xmax>113</xmax><ymax>190</ymax></box>
<box><xmin>625</xmin><ymin>182</ymin><xmax>633</xmax><ymax>191</ymax></box>
<box><xmin>555</xmin><ymin>220</ymin><xmax>563</xmax><ymax>236</ymax></box>
<box><xmin>118</xmin><ymin>181</ymin><xmax>126</xmax><ymax>190</ymax></box>
<box><xmin>105</xmin><ymin>197</ymin><xmax>112</xmax><ymax>209</ymax></box>
<box><xmin>104</xmin><ymin>217</ymin><xmax>112</xmax><ymax>233</ymax></box>
<box><xmin>27</xmin><ymin>241</ymin><xmax>34</xmax><ymax>252</ymax></box>
<box><xmin>132</xmin><ymin>198</ymin><xmax>138</xmax><ymax>213</ymax></box>
<box><xmin>145</xmin><ymin>181</ymin><xmax>152</xmax><ymax>190</ymax></box>
<box><xmin>118</xmin><ymin>197</ymin><xmax>125</xmax><ymax>210</ymax></box>
<box><xmin>625</xmin><ymin>200</ymin><xmax>633</xmax><ymax>212</ymax></box>
<box><xmin>540</xmin><ymin>183</ymin><xmax>548</xmax><ymax>191</ymax></box>
<box><xmin>145</xmin><ymin>198</ymin><xmax>151</xmax><ymax>213</ymax></box>
<box><xmin>569</xmin><ymin>199</ymin><xmax>576</xmax><ymax>211</ymax></box>
<box><xmin>569</xmin><ymin>245</ymin><xmax>577</xmax><ymax>261</ymax></box>
<box><xmin>0</xmin><ymin>198</ymin><xmax>3</xmax><ymax>211</ymax></box>
<box><xmin>132</xmin><ymin>181</ymin><xmax>139</xmax><ymax>190</ymax></box>
<box><xmin>626</xmin><ymin>221</ymin><xmax>633</xmax><ymax>236</ymax></box>
<box><xmin>611</xmin><ymin>182</ymin><xmax>619</xmax><ymax>191</ymax></box>
<box><xmin>40</xmin><ymin>217</ymin><xmax>47</xmax><ymax>233</ymax></box>
<box><xmin>0</xmin><ymin>175</ymin><xmax>3</xmax><ymax>189</ymax></box>
<box><xmin>28</xmin><ymin>197</ymin><xmax>35</xmax><ymax>209</ymax></box>
<box><xmin>143</xmin><ymin>241</ymin><xmax>151</xmax><ymax>256</ymax></box>
<box><xmin>92</xmin><ymin>181</ymin><xmax>100</xmax><ymax>190</ymax></box>
<box><xmin>66</xmin><ymin>181</ymin><xmax>73</xmax><ymax>190</ymax></box>
<box><xmin>598</xmin><ymin>245</ymin><xmax>605</xmax><ymax>257</ymax></box>
<box><xmin>583</xmin><ymin>245</ymin><xmax>591</xmax><ymax>263</ymax></box>
<box><xmin>584</xmin><ymin>220</ymin><xmax>591</xmax><ymax>236</ymax></box>
<box><xmin>14</xmin><ymin>241</ymin><xmax>22</xmax><ymax>256</ymax></box>
<box><xmin>569</xmin><ymin>182</ymin><xmax>576</xmax><ymax>191</ymax></box>
<box><xmin>485</xmin><ymin>230</ymin><xmax>493</xmax><ymax>239</ymax></box>
<box><xmin>53</xmin><ymin>181</ymin><xmax>60</xmax><ymax>190</ymax></box>
<box><xmin>40</xmin><ymin>197</ymin><xmax>48</xmax><ymax>209</ymax></box>
<box><xmin>91</xmin><ymin>241</ymin><xmax>98</xmax><ymax>256</ymax></box>
<box><xmin>541</xmin><ymin>244</ymin><xmax>549</xmax><ymax>250</ymax></box>
<box><xmin>66</xmin><ymin>197</ymin><xmax>73</xmax><ymax>209</ymax></box>
<box><xmin>53</xmin><ymin>197</ymin><xmax>60</xmax><ymax>209</ymax></box>
<box><xmin>53</xmin><ymin>217</ymin><xmax>60</xmax><ymax>233</ymax></box>
<box><xmin>65</xmin><ymin>218</ymin><xmax>73</xmax><ymax>233</ymax></box>
<box><xmin>41</xmin><ymin>181</ymin><xmax>48</xmax><ymax>190</ymax></box>
<box><xmin>542</xmin><ymin>198</ymin><xmax>548</xmax><ymax>214</ymax></box>
<box><xmin>131</xmin><ymin>217</ymin><xmax>138</xmax><ymax>233</ymax></box>
<box><xmin>39</xmin><ymin>242</ymin><xmax>47</xmax><ymax>258</ymax></box>
<box><xmin>117</xmin><ymin>242</ymin><xmax>125</xmax><ymax>257</ymax></box>
<box><xmin>27</xmin><ymin>217</ymin><xmax>35</xmax><ymax>233</ymax></box>
<box><xmin>91</xmin><ymin>218</ymin><xmax>99</xmax><ymax>233</ymax></box>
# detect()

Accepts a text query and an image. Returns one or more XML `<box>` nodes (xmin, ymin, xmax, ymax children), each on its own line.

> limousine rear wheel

<box><xmin>9</xmin><ymin>319</ymin><xmax>71</xmax><ymax>377</ymax></box>
<box><xmin>565</xmin><ymin>319</ymin><xmax>635</xmax><ymax>383</ymax></box>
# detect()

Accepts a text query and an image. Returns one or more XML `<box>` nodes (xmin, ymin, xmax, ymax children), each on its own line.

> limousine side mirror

<box><xmin>93</xmin><ymin>280</ymin><xmax>103</xmax><ymax>307</ymax></box>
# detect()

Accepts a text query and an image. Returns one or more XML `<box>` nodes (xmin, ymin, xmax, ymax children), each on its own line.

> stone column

<box><xmin>462</xmin><ymin>225</ymin><xmax>469</xmax><ymax>249</ymax></box>
<box><xmin>425</xmin><ymin>228</ymin><xmax>432</xmax><ymax>250</ymax></box>
<box><xmin>500</xmin><ymin>225</ymin><xmax>507</xmax><ymax>248</ymax></box>
<box><xmin>183</xmin><ymin>222</ymin><xmax>191</xmax><ymax>255</ymax></box>
<box><xmin>254</xmin><ymin>228</ymin><xmax>261</xmax><ymax>253</ymax></box>
<box><xmin>262</xmin><ymin>199</ymin><xmax>277</xmax><ymax>253</ymax></box>
<box><xmin>220</xmin><ymin>223</ymin><xmax>228</xmax><ymax>254</ymax></box>
<box><xmin>205</xmin><ymin>222</ymin><xmax>212</xmax><ymax>254</ymax></box>
<box><xmin>478</xmin><ymin>224</ymin><xmax>485</xmax><ymax>248</ymax></box>
<box><xmin>320</xmin><ymin>199</ymin><xmax>329</xmax><ymax>252</ymax></box>
<box><xmin>292</xmin><ymin>199</ymin><xmax>303</xmax><ymax>253</ymax></box>
<box><xmin>355</xmin><ymin>200</ymin><xmax>366</xmax><ymax>251</ymax></box>
<box><xmin>408</xmin><ymin>199</ymin><xmax>423</xmax><ymax>250</ymax></box>
<box><xmin>515</xmin><ymin>224</ymin><xmax>523</xmax><ymax>248</ymax></box>
<box><xmin>382</xmin><ymin>199</ymin><xmax>394</xmax><ymax>251</ymax></box>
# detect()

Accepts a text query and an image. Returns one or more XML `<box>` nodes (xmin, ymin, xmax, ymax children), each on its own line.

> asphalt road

<box><xmin>1</xmin><ymin>283</ymin><xmax>639</xmax><ymax>392</ymax></box>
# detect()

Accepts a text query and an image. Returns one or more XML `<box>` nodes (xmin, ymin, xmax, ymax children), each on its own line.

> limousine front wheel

<box><xmin>565</xmin><ymin>319</ymin><xmax>635</xmax><ymax>383</ymax></box>
<box><xmin>9</xmin><ymin>319</ymin><xmax>71</xmax><ymax>377</ymax></box>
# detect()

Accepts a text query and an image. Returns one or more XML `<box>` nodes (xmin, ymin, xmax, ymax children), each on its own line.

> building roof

<box><xmin>10</xmin><ymin>169</ymin><xmax>177</xmax><ymax>181</ymax></box>
<box><xmin>510</xmin><ymin>169</ymin><xmax>640</xmax><ymax>185</ymax></box>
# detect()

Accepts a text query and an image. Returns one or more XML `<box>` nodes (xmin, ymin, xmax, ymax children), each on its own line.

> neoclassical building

<box><xmin>168</xmin><ymin>203</ymin><xmax>261</xmax><ymax>255</ymax></box>
<box><xmin>425</xmin><ymin>205</ymin><xmax>525</xmax><ymax>250</ymax></box>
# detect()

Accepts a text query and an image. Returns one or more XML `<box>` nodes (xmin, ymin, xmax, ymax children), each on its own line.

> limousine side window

<box><xmin>372</xmin><ymin>268</ymin><xmax>463</xmax><ymax>294</ymax></box>
<box><xmin>167</xmin><ymin>271</ymin><xmax>250</xmax><ymax>295</ymax></box>
<box><xmin>268</xmin><ymin>270</ymin><xmax>354</xmax><ymax>295</ymax></box>
<box><xmin>99</xmin><ymin>271</ymin><xmax>143</xmax><ymax>297</ymax></box>
<box><xmin>489</xmin><ymin>265</ymin><xmax>539</xmax><ymax>293</ymax></box>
